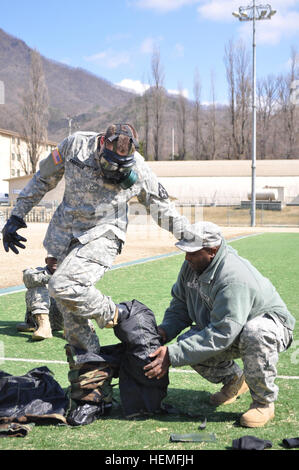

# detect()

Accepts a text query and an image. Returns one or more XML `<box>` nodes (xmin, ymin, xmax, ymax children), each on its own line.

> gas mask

<box><xmin>99</xmin><ymin>148</ymin><xmax>138</xmax><ymax>189</ymax></box>
<box><xmin>99</xmin><ymin>124</ymin><xmax>139</xmax><ymax>190</ymax></box>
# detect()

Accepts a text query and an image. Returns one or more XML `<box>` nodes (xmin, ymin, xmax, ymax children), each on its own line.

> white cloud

<box><xmin>168</xmin><ymin>88</ymin><xmax>189</xmax><ymax>98</ymax></box>
<box><xmin>84</xmin><ymin>49</ymin><xmax>130</xmax><ymax>69</ymax></box>
<box><xmin>197</xmin><ymin>1</ymin><xmax>299</xmax><ymax>44</ymax></box>
<box><xmin>238</xmin><ymin>10</ymin><xmax>299</xmax><ymax>45</ymax></box>
<box><xmin>197</xmin><ymin>0</ymin><xmax>299</xmax><ymax>21</ymax></box>
<box><xmin>115</xmin><ymin>79</ymin><xmax>150</xmax><ymax>94</ymax></box>
<box><xmin>140</xmin><ymin>36</ymin><xmax>163</xmax><ymax>54</ymax></box>
<box><xmin>134</xmin><ymin>0</ymin><xmax>199</xmax><ymax>12</ymax></box>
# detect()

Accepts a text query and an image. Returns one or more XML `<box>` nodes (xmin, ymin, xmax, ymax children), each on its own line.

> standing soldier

<box><xmin>2</xmin><ymin>123</ymin><xmax>190</xmax><ymax>422</ymax></box>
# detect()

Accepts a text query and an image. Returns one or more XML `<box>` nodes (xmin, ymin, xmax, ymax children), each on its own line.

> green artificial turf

<box><xmin>0</xmin><ymin>233</ymin><xmax>298</xmax><ymax>451</ymax></box>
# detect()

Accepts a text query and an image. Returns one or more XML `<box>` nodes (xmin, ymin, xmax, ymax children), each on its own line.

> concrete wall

<box><xmin>159</xmin><ymin>176</ymin><xmax>299</xmax><ymax>205</ymax></box>
<box><xmin>6</xmin><ymin>159</ymin><xmax>299</xmax><ymax>207</ymax></box>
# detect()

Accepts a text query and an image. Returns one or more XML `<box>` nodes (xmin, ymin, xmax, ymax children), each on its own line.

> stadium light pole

<box><xmin>232</xmin><ymin>2</ymin><xmax>276</xmax><ymax>227</ymax></box>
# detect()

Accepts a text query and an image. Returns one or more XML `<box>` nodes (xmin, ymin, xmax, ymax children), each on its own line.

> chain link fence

<box><xmin>1</xmin><ymin>202</ymin><xmax>299</xmax><ymax>227</ymax></box>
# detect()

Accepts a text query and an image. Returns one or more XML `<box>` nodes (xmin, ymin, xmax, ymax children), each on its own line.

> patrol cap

<box><xmin>175</xmin><ymin>222</ymin><xmax>222</xmax><ymax>253</ymax></box>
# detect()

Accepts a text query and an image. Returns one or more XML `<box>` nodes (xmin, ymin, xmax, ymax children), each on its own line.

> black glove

<box><xmin>2</xmin><ymin>215</ymin><xmax>27</xmax><ymax>254</ymax></box>
<box><xmin>232</xmin><ymin>435</ymin><xmax>272</xmax><ymax>450</ymax></box>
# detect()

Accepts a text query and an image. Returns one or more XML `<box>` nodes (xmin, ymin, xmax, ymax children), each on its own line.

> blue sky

<box><xmin>1</xmin><ymin>0</ymin><xmax>299</xmax><ymax>104</ymax></box>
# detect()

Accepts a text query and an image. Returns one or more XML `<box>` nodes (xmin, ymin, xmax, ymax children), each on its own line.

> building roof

<box><xmin>0</xmin><ymin>127</ymin><xmax>57</xmax><ymax>146</ymax></box>
<box><xmin>147</xmin><ymin>160</ymin><xmax>299</xmax><ymax>177</ymax></box>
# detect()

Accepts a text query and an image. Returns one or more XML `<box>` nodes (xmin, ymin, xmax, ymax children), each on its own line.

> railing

<box><xmin>1</xmin><ymin>202</ymin><xmax>299</xmax><ymax>227</ymax></box>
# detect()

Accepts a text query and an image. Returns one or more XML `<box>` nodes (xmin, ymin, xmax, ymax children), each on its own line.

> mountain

<box><xmin>0</xmin><ymin>28</ymin><xmax>225</xmax><ymax>160</ymax></box>
<box><xmin>0</xmin><ymin>28</ymin><xmax>136</xmax><ymax>141</ymax></box>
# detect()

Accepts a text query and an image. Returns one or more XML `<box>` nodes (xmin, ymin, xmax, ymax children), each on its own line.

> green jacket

<box><xmin>161</xmin><ymin>240</ymin><xmax>295</xmax><ymax>367</ymax></box>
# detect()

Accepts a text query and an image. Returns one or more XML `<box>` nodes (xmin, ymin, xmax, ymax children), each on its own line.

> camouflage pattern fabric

<box><xmin>11</xmin><ymin>132</ymin><xmax>190</xmax><ymax>261</ymax></box>
<box><xmin>191</xmin><ymin>313</ymin><xmax>293</xmax><ymax>404</ymax></box>
<box><xmin>23</xmin><ymin>266</ymin><xmax>64</xmax><ymax>331</ymax></box>
<box><xmin>65</xmin><ymin>344</ymin><xmax>114</xmax><ymax>408</ymax></box>
<box><xmin>10</xmin><ymin>131</ymin><xmax>190</xmax><ymax>375</ymax></box>
<box><xmin>48</xmin><ymin>233</ymin><xmax>121</xmax><ymax>353</ymax></box>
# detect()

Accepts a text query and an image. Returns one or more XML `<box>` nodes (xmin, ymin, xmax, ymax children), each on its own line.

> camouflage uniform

<box><xmin>161</xmin><ymin>240</ymin><xmax>295</xmax><ymax>405</ymax></box>
<box><xmin>11</xmin><ymin>131</ymin><xmax>189</xmax><ymax>354</ymax></box>
<box><xmin>23</xmin><ymin>266</ymin><xmax>64</xmax><ymax>331</ymax></box>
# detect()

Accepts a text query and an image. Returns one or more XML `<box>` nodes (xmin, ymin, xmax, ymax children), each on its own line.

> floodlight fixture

<box><xmin>268</xmin><ymin>9</ymin><xmax>277</xmax><ymax>17</ymax></box>
<box><xmin>240</xmin><ymin>10</ymin><xmax>249</xmax><ymax>18</ymax></box>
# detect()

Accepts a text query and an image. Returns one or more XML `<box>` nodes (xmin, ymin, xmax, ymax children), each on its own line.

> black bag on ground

<box><xmin>0</xmin><ymin>366</ymin><xmax>68</xmax><ymax>425</ymax></box>
<box><xmin>68</xmin><ymin>299</ymin><xmax>169</xmax><ymax>422</ymax></box>
<box><xmin>112</xmin><ymin>299</ymin><xmax>169</xmax><ymax>418</ymax></box>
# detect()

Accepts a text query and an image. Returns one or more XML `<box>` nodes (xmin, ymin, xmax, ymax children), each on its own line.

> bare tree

<box><xmin>141</xmin><ymin>76</ymin><xmax>151</xmax><ymax>160</ymax></box>
<box><xmin>224</xmin><ymin>40</ymin><xmax>237</xmax><ymax>158</ymax></box>
<box><xmin>224</xmin><ymin>40</ymin><xmax>251</xmax><ymax>159</ymax></box>
<box><xmin>21</xmin><ymin>49</ymin><xmax>49</xmax><ymax>174</ymax></box>
<box><xmin>235</xmin><ymin>42</ymin><xmax>251</xmax><ymax>159</ymax></box>
<box><xmin>151</xmin><ymin>46</ymin><xmax>165</xmax><ymax>161</ymax></box>
<box><xmin>193</xmin><ymin>68</ymin><xmax>202</xmax><ymax>159</ymax></box>
<box><xmin>277</xmin><ymin>47</ymin><xmax>299</xmax><ymax>158</ymax></box>
<box><xmin>206</xmin><ymin>70</ymin><xmax>218</xmax><ymax>160</ymax></box>
<box><xmin>177</xmin><ymin>82</ymin><xmax>188</xmax><ymax>160</ymax></box>
<box><xmin>256</xmin><ymin>75</ymin><xmax>278</xmax><ymax>159</ymax></box>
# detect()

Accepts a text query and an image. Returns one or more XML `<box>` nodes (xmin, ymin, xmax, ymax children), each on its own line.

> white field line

<box><xmin>0</xmin><ymin>357</ymin><xmax>298</xmax><ymax>380</ymax></box>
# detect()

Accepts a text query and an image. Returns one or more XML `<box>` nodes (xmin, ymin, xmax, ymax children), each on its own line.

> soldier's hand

<box><xmin>2</xmin><ymin>215</ymin><xmax>27</xmax><ymax>254</ymax></box>
<box><xmin>144</xmin><ymin>346</ymin><xmax>170</xmax><ymax>380</ymax></box>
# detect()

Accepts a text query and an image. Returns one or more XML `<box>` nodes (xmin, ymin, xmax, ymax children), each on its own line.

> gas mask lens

<box><xmin>99</xmin><ymin>154</ymin><xmax>119</xmax><ymax>172</ymax></box>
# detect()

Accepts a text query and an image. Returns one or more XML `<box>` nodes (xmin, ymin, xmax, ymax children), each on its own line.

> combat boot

<box><xmin>210</xmin><ymin>373</ymin><xmax>249</xmax><ymax>406</ymax></box>
<box><xmin>240</xmin><ymin>401</ymin><xmax>275</xmax><ymax>428</ymax></box>
<box><xmin>31</xmin><ymin>314</ymin><xmax>53</xmax><ymax>341</ymax></box>
<box><xmin>17</xmin><ymin>311</ymin><xmax>36</xmax><ymax>332</ymax></box>
<box><xmin>17</xmin><ymin>321</ymin><xmax>36</xmax><ymax>332</ymax></box>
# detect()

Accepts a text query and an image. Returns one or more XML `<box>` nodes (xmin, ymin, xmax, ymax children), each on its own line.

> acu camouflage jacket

<box><xmin>11</xmin><ymin>132</ymin><xmax>189</xmax><ymax>259</ymax></box>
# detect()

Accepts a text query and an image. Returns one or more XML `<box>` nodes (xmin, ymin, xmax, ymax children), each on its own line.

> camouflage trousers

<box><xmin>48</xmin><ymin>232</ymin><xmax>122</xmax><ymax>354</ymax></box>
<box><xmin>187</xmin><ymin>313</ymin><xmax>293</xmax><ymax>404</ymax></box>
<box><xmin>25</xmin><ymin>287</ymin><xmax>64</xmax><ymax>331</ymax></box>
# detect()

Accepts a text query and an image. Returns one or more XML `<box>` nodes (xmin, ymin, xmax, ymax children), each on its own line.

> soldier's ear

<box><xmin>100</xmin><ymin>136</ymin><xmax>105</xmax><ymax>146</ymax></box>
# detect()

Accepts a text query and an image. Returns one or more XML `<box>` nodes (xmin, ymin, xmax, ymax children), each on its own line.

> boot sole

<box><xmin>240</xmin><ymin>412</ymin><xmax>275</xmax><ymax>428</ymax></box>
<box><xmin>32</xmin><ymin>335</ymin><xmax>52</xmax><ymax>341</ymax></box>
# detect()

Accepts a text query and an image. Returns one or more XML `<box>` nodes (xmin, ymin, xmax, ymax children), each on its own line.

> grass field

<box><xmin>0</xmin><ymin>233</ymin><xmax>298</xmax><ymax>452</ymax></box>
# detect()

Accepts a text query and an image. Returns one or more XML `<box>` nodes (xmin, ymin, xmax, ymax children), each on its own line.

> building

<box><xmin>0</xmin><ymin>127</ymin><xmax>57</xmax><ymax>194</ymax></box>
<box><xmin>5</xmin><ymin>159</ymin><xmax>299</xmax><ymax>209</ymax></box>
